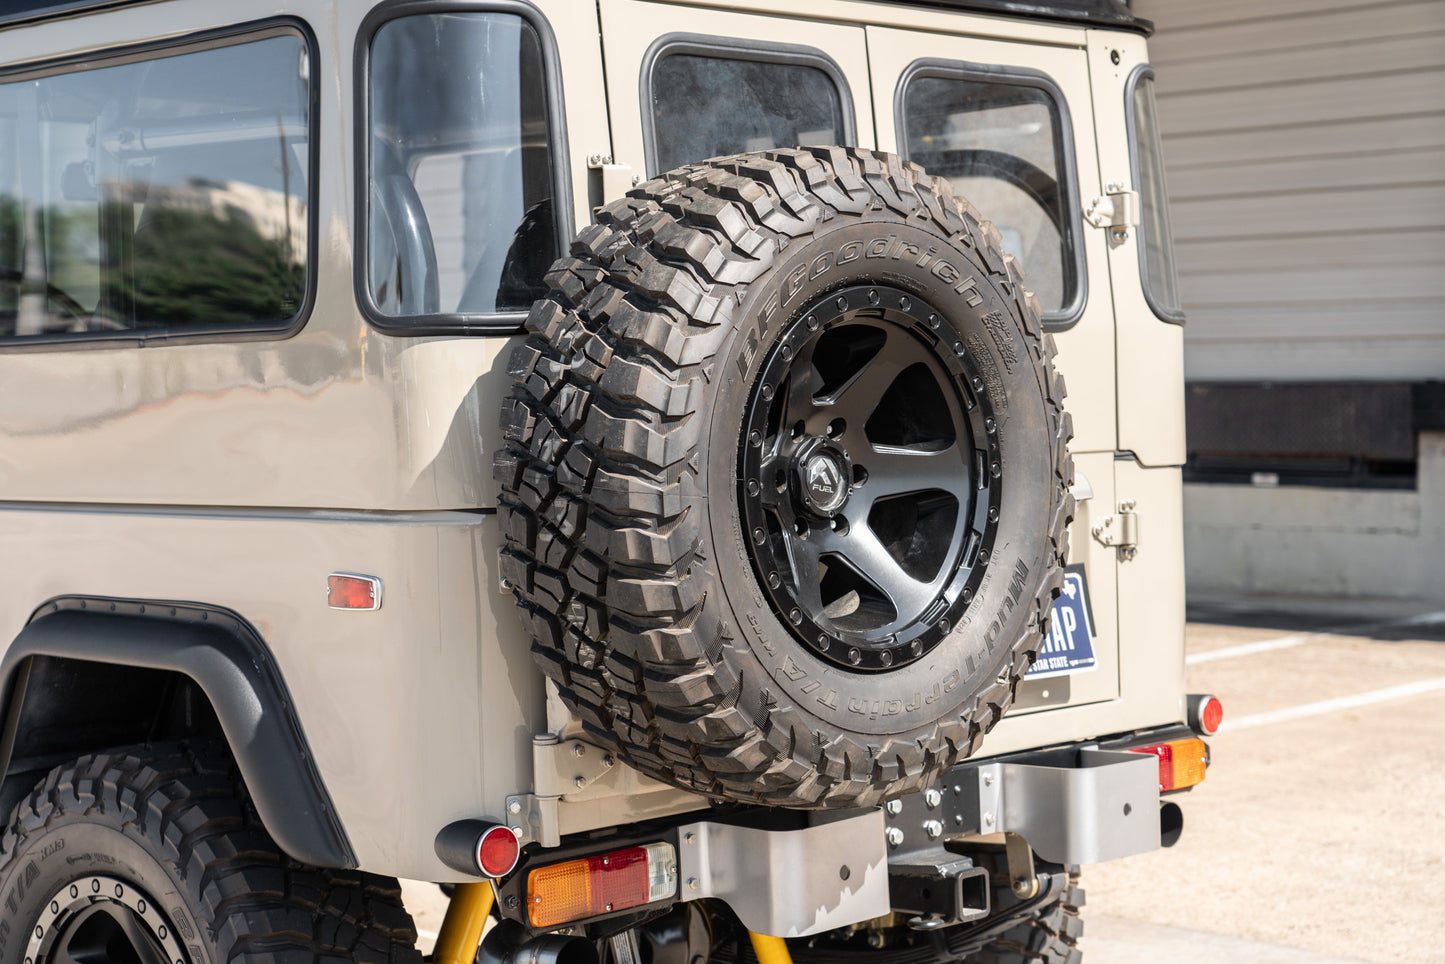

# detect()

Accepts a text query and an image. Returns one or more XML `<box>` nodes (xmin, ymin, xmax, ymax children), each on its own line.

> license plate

<box><xmin>1027</xmin><ymin>564</ymin><xmax>1097</xmax><ymax>679</ymax></box>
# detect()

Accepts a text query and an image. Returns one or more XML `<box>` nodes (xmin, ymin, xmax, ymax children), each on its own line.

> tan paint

<box><xmin>0</xmin><ymin>0</ymin><xmax>1188</xmax><ymax>884</ymax></box>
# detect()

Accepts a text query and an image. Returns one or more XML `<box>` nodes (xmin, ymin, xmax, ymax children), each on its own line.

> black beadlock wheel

<box><xmin>738</xmin><ymin>283</ymin><xmax>1001</xmax><ymax>674</ymax></box>
<box><xmin>496</xmin><ymin>147</ymin><xmax>1073</xmax><ymax>808</ymax></box>
<box><xmin>0</xmin><ymin>747</ymin><xmax>423</xmax><ymax>964</ymax></box>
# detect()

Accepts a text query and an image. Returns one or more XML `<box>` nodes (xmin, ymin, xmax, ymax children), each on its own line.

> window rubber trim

<box><xmin>639</xmin><ymin>33</ymin><xmax>859</xmax><ymax>180</ymax></box>
<box><xmin>1125</xmin><ymin>64</ymin><xmax>1185</xmax><ymax>326</ymax></box>
<box><xmin>0</xmin><ymin>18</ymin><xmax>320</xmax><ymax>353</ymax></box>
<box><xmin>353</xmin><ymin>0</ymin><xmax>576</xmax><ymax>337</ymax></box>
<box><xmin>894</xmin><ymin>57</ymin><xmax>1088</xmax><ymax>332</ymax></box>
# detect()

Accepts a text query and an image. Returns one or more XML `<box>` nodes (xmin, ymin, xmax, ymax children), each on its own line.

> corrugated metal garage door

<box><xmin>1133</xmin><ymin>0</ymin><xmax>1445</xmax><ymax>382</ymax></box>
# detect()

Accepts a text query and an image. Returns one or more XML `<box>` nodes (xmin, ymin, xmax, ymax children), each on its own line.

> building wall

<box><xmin>1135</xmin><ymin>0</ymin><xmax>1445</xmax><ymax>382</ymax></box>
<box><xmin>1185</xmin><ymin>432</ymin><xmax>1445</xmax><ymax>599</ymax></box>
<box><xmin>1135</xmin><ymin>0</ymin><xmax>1445</xmax><ymax>598</ymax></box>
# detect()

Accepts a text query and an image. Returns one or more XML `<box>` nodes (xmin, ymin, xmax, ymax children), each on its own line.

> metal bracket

<box><xmin>676</xmin><ymin>809</ymin><xmax>890</xmax><ymax>938</ymax></box>
<box><xmin>504</xmin><ymin>791</ymin><xmax>559</xmax><ymax>849</ymax></box>
<box><xmin>1092</xmin><ymin>500</ymin><xmax>1139</xmax><ymax>560</ymax></box>
<box><xmin>882</xmin><ymin>749</ymin><xmax>1159</xmax><ymax>866</ymax></box>
<box><xmin>587</xmin><ymin>153</ymin><xmax>635</xmax><ymax>212</ymax></box>
<box><xmin>1083</xmin><ymin>181</ymin><xmax>1139</xmax><ymax>246</ymax></box>
<box><xmin>1004</xmin><ymin>832</ymin><xmax>1038</xmax><ymax>899</ymax></box>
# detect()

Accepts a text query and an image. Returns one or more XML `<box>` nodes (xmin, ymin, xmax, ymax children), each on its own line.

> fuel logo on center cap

<box><xmin>805</xmin><ymin>453</ymin><xmax>847</xmax><ymax>513</ymax></box>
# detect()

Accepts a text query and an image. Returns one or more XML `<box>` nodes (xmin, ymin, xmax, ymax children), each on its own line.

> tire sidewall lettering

<box><xmin>0</xmin><ymin>820</ymin><xmax>207</xmax><ymax>963</ymax></box>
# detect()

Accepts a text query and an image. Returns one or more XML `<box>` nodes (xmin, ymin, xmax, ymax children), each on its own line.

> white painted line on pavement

<box><xmin>1217</xmin><ymin>676</ymin><xmax>1445</xmax><ymax>732</ymax></box>
<box><xmin>1187</xmin><ymin>610</ymin><xmax>1445</xmax><ymax>665</ymax></box>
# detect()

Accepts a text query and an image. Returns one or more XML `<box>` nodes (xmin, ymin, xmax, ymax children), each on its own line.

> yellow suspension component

<box><xmin>749</xmin><ymin>932</ymin><xmax>795</xmax><ymax>964</ymax></box>
<box><xmin>433</xmin><ymin>881</ymin><xmax>495</xmax><ymax>964</ymax></box>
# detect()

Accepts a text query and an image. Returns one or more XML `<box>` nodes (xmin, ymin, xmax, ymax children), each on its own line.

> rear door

<box><xmin>596</xmin><ymin>0</ymin><xmax>874</xmax><ymax>188</ymax></box>
<box><xmin>868</xmin><ymin>19</ymin><xmax>1124</xmax><ymax>732</ymax></box>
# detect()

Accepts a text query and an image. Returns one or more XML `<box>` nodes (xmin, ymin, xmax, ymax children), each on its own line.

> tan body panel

<box><xmin>0</xmin><ymin>0</ymin><xmax>1187</xmax><ymax>881</ymax></box>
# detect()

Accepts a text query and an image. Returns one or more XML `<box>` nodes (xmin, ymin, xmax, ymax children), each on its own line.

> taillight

<box><xmin>1131</xmin><ymin>738</ymin><xmax>1208</xmax><ymax>792</ymax></box>
<box><xmin>477</xmin><ymin>824</ymin><xmax>521</xmax><ymax>878</ymax></box>
<box><xmin>527</xmin><ymin>842</ymin><xmax>677</xmax><ymax>928</ymax></box>
<box><xmin>1188</xmin><ymin>694</ymin><xmax>1224</xmax><ymax>735</ymax></box>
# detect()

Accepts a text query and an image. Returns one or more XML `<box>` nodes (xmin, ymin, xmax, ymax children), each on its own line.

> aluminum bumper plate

<box><xmin>676</xmin><ymin>808</ymin><xmax>889</xmax><ymax>938</ymax></box>
<box><xmin>887</xmin><ymin>748</ymin><xmax>1162</xmax><ymax>865</ymax></box>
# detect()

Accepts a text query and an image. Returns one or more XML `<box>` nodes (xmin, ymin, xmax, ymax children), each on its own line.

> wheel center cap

<box><xmin>793</xmin><ymin>438</ymin><xmax>852</xmax><ymax>517</ymax></box>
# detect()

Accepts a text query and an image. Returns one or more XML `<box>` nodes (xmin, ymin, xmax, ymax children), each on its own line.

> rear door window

<box><xmin>645</xmin><ymin>38</ymin><xmax>854</xmax><ymax>175</ymax></box>
<box><xmin>899</xmin><ymin>63</ymin><xmax>1085</xmax><ymax>325</ymax></box>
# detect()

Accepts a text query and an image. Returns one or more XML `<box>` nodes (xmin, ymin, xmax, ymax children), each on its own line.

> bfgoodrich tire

<box><xmin>496</xmin><ymin>147</ymin><xmax>1072</xmax><ymax>808</ymax></box>
<box><xmin>0</xmin><ymin>747</ymin><xmax>422</xmax><ymax>964</ymax></box>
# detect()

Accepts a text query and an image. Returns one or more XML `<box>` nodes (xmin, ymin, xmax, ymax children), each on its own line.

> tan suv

<box><xmin>0</xmin><ymin>0</ymin><xmax>1213</xmax><ymax>961</ymax></box>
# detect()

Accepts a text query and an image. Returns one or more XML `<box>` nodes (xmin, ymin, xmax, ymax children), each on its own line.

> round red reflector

<box><xmin>477</xmin><ymin>825</ymin><xmax>520</xmax><ymax>878</ymax></box>
<box><xmin>1201</xmin><ymin>697</ymin><xmax>1224</xmax><ymax>735</ymax></box>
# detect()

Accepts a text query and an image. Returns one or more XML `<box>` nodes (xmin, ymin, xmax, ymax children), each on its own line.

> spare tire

<box><xmin>495</xmin><ymin>147</ymin><xmax>1072</xmax><ymax>808</ymax></box>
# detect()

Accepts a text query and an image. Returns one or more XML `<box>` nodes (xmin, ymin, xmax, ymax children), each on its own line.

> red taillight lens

<box><xmin>1200</xmin><ymin>697</ymin><xmax>1224</xmax><ymax>735</ymax></box>
<box><xmin>1188</xmin><ymin>693</ymin><xmax>1224</xmax><ymax>735</ymax></box>
<box><xmin>1131</xmin><ymin>738</ymin><xmax>1207</xmax><ymax>792</ymax></box>
<box><xmin>527</xmin><ymin>842</ymin><xmax>676</xmax><ymax>928</ymax></box>
<box><xmin>477</xmin><ymin>825</ymin><xmax>521</xmax><ymax>877</ymax></box>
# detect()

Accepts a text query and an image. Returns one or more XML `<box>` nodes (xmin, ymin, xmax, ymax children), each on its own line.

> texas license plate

<box><xmin>1027</xmin><ymin>564</ymin><xmax>1098</xmax><ymax>679</ymax></box>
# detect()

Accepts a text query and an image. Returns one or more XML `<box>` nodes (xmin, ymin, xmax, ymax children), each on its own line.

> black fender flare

<box><xmin>0</xmin><ymin>596</ymin><xmax>355</xmax><ymax>869</ymax></box>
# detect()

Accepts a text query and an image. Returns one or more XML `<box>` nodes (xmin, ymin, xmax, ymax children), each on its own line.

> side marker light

<box><xmin>328</xmin><ymin>573</ymin><xmax>382</xmax><ymax>611</ymax></box>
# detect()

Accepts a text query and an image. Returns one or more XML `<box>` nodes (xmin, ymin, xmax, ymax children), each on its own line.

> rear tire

<box><xmin>974</xmin><ymin>872</ymin><xmax>1084</xmax><ymax>964</ymax></box>
<box><xmin>0</xmin><ymin>746</ymin><xmax>422</xmax><ymax>964</ymax></box>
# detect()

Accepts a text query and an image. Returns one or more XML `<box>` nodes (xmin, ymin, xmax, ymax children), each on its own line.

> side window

<box><xmin>363</xmin><ymin>11</ymin><xmax>566</xmax><ymax>326</ymax></box>
<box><xmin>0</xmin><ymin>27</ymin><xmax>311</xmax><ymax>343</ymax></box>
<box><xmin>1127</xmin><ymin>65</ymin><xmax>1184</xmax><ymax>323</ymax></box>
<box><xmin>644</xmin><ymin>38</ymin><xmax>853</xmax><ymax>176</ymax></box>
<box><xmin>898</xmin><ymin>62</ymin><xmax>1085</xmax><ymax>326</ymax></box>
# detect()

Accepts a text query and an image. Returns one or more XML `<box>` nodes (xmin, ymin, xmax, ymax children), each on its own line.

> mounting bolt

<box><xmin>924</xmin><ymin>789</ymin><xmax>942</xmax><ymax>809</ymax></box>
<box><xmin>684</xmin><ymin>832</ymin><xmax>696</xmax><ymax>844</ymax></box>
<box><xmin>603</xmin><ymin>755</ymin><xmax>615</xmax><ymax>768</ymax></box>
<box><xmin>574</xmin><ymin>776</ymin><xmax>586</xmax><ymax>789</ymax></box>
<box><xmin>885</xmin><ymin>827</ymin><xmax>904</xmax><ymax>847</ymax></box>
<box><xmin>984</xmin><ymin>812</ymin><xmax>995</xmax><ymax>828</ymax></box>
<box><xmin>885</xmin><ymin>800</ymin><xmax>903</xmax><ymax>816</ymax></box>
<box><xmin>506</xmin><ymin>895</ymin><xmax>520</xmax><ymax>909</ymax></box>
<box><xmin>508</xmin><ymin>800</ymin><xmax>522</xmax><ymax>815</ymax></box>
<box><xmin>983</xmin><ymin>773</ymin><xmax>995</xmax><ymax>787</ymax></box>
<box><xmin>572</xmin><ymin>744</ymin><xmax>586</xmax><ymax>757</ymax></box>
<box><xmin>687</xmin><ymin>877</ymin><xmax>699</xmax><ymax>892</ymax></box>
<box><xmin>923</xmin><ymin>820</ymin><xmax>943</xmax><ymax>839</ymax></box>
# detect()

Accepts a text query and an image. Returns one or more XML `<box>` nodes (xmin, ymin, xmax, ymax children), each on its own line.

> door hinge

<box><xmin>1092</xmin><ymin>499</ymin><xmax>1139</xmax><ymax>560</ymax></box>
<box><xmin>588</xmin><ymin>153</ymin><xmax>636</xmax><ymax>213</ymax></box>
<box><xmin>1083</xmin><ymin>181</ymin><xmax>1139</xmax><ymax>246</ymax></box>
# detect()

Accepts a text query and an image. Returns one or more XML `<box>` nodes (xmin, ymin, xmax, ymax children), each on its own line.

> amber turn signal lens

<box><xmin>1132</xmin><ymin>737</ymin><xmax>1208</xmax><ymax>792</ymax></box>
